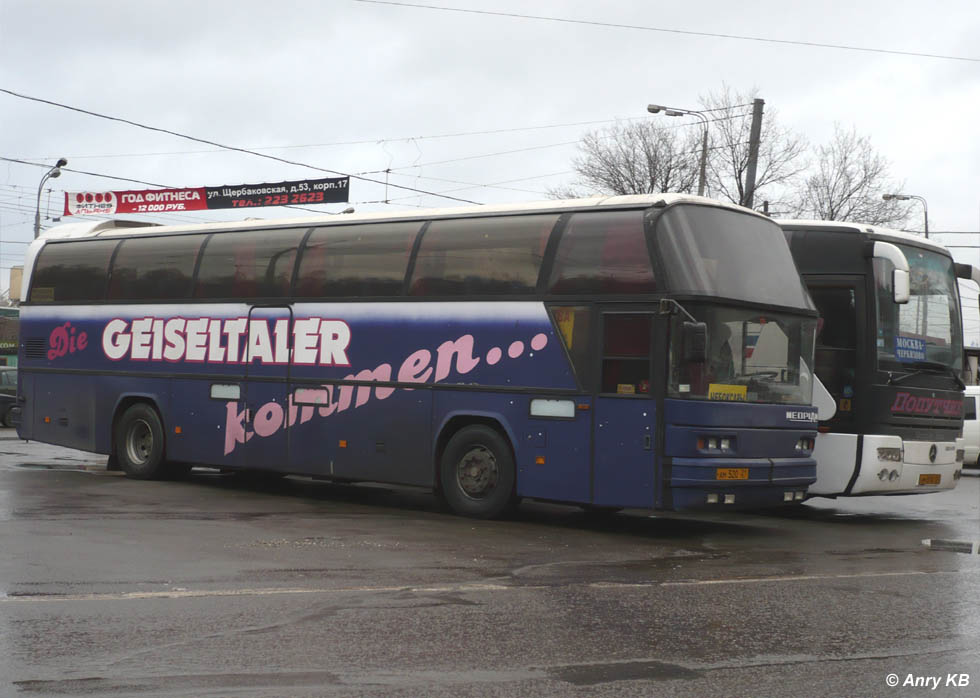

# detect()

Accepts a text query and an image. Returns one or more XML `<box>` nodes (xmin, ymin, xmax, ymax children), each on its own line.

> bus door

<box><xmin>242</xmin><ymin>304</ymin><xmax>294</xmax><ymax>472</ymax></box>
<box><xmin>592</xmin><ymin>310</ymin><xmax>659</xmax><ymax>508</ymax></box>
<box><xmin>804</xmin><ymin>276</ymin><xmax>863</xmax><ymax>427</ymax></box>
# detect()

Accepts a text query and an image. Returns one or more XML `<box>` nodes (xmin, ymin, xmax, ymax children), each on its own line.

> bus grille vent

<box><xmin>24</xmin><ymin>339</ymin><xmax>46</xmax><ymax>360</ymax></box>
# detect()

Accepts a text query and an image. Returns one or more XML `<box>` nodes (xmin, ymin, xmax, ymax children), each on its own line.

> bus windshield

<box><xmin>874</xmin><ymin>244</ymin><xmax>963</xmax><ymax>377</ymax></box>
<box><xmin>668</xmin><ymin>303</ymin><xmax>817</xmax><ymax>405</ymax></box>
<box><xmin>655</xmin><ymin>205</ymin><xmax>815</xmax><ymax>311</ymax></box>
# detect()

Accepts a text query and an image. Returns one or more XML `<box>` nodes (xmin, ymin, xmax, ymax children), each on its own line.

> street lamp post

<box><xmin>34</xmin><ymin>158</ymin><xmax>68</xmax><ymax>239</ymax></box>
<box><xmin>647</xmin><ymin>103</ymin><xmax>709</xmax><ymax>196</ymax></box>
<box><xmin>883</xmin><ymin>193</ymin><xmax>929</xmax><ymax>238</ymax></box>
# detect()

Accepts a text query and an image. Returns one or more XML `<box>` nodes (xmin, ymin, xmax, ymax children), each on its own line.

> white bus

<box><xmin>781</xmin><ymin>220</ymin><xmax>973</xmax><ymax>497</ymax></box>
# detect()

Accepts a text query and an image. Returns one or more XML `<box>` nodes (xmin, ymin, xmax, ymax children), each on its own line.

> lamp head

<box><xmin>49</xmin><ymin>169</ymin><xmax>61</xmax><ymax>179</ymax></box>
<box><xmin>55</xmin><ymin>158</ymin><xmax>68</xmax><ymax>168</ymax></box>
<box><xmin>646</xmin><ymin>104</ymin><xmax>663</xmax><ymax>114</ymax></box>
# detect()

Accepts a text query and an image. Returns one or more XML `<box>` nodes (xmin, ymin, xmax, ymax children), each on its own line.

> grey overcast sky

<box><xmin>2</xmin><ymin>0</ymin><xmax>980</xmax><ymax>304</ymax></box>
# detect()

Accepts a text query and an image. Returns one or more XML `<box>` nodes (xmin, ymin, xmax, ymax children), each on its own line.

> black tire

<box><xmin>1</xmin><ymin>405</ymin><xmax>13</xmax><ymax>428</ymax></box>
<box><xmin>114</xmin><ymin>403</ymin><xmax>167</xmax><ymax>480</ymax></box>
<box><xmin>439</xmin><ymin>424</ymin><xmax>516</xmax><ymax>519</ymax></box>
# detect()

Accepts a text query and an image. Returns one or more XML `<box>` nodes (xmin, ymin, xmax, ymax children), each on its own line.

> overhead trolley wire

<box><xmin>0</xmin><ymin>87</ymin><xmax>482</xmax><ymax>205</ymax></box>
<box><xmin>381</xmin><ymin>138</ymin><xmax>752</xmax><ymax>202</ymax></box>
<box><xmin>14</xmin><ymin>107</ymin><xmax>754</xmax><ymax>163</ymax></box>
<box><xmin>2</xmin><ymin>89</ymin><xmax>753</xmax><ymax>213</ymax></box>
<box><xmin>8</xmin><ymin>117</ymin><xmax>670</xmax><ymax>161</ymax></box>
<box><xmin>358</xmin><ymin>111</ymin><xmax>752</xmax><ymax>175</ymax></box>
<box><xmin>353</xmin><ymin>0</ymin><xmax>980</xmax><ymax>63</ymax></box>
<box><xmin>1</xmin><ymin>156</ymin><xmax>181</xmax><ymax>189</ymax></box>
<box><xmin>1</xmin><ymin>87</ymin><xmax>753</xmax><ymax>218</ymax></box>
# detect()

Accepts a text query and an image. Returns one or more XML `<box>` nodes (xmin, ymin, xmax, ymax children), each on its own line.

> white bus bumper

<box><xmin>809</xmin><ymin>433</ymin><xmax>961</xmax><ymax>497</ymax></box>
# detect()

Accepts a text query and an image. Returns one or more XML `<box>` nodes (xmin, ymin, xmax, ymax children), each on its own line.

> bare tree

<box><xmin>699</xmin><ymin>85</ymin><xmax>809</xmax><ymax>207</ymax></box>
<box><xmin>550</xmin><ymin>121</ymin><xmax>701</xmax><ymax>198</ymax></box>
<box><xmin>791</xmin><ymin>124</ymin><xmax>913</xmax><ymax>227</ymax></box>
<box><xmin>552</xmin><ymin>87</ymin><xmax>909</xmax><ymax>227</ymax></box>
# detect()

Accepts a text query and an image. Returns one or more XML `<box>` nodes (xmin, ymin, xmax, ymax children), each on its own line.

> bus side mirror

<box><xmin>955</xmin><ymin>262</ymin><xmax>980</xmax><ymax>285</ymax></box>
<box><xmin>866</xmin><ymin>241</ymin><xmax>910</xmax><ymax>305</ymax></box>
<box><xmin>683</xmin><ymin>322</ymin><xmax>708</xmax><ymax>363</ymax></box>
<box><xmin>893</xmin><ymin>269</ymin><xmax>910</xmax><ymax>304</ymax></box>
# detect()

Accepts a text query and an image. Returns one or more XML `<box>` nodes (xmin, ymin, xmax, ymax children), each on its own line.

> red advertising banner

<box><xmin>64</xmin><ymin>176</ymin><xmax>350</xmax><ymax>217</ymax></box>
<box><xmin>65</xmin><ymin>188</ymin><xmax>207</xmax><ymax>216</ymax></box>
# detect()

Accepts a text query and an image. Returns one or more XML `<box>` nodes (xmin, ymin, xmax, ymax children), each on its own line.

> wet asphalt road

<box><xmin>0</xmin><ymin>431</ymin><xmax>978</xmax><ymax>697</ymax></box>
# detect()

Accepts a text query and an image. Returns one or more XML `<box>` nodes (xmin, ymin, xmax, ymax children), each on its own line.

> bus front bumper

<box><xmin>668</xmin><ymin>456</ymin><xmax>816</xmax><ymax>510</ymax></box>
<box><xmin>844</xmin><ymin>435</ymin><xmax>960</xmax><ymax>495</ymax></box>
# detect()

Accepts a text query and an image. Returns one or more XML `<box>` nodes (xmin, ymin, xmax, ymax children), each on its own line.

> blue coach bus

<box><xmin>18</xmin><ymin>194</ymin><xmax>820</xmax><ymax>517</ymax></box>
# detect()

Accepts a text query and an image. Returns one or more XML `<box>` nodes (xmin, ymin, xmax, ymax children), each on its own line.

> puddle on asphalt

<box><xmin>548</xmin><ymin>660</ymin><xmax>702</xmax><ymax>686</ymax></box>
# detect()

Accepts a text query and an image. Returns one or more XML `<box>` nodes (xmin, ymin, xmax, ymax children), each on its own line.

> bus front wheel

<box><xmin>115</xmin><ymin>403</ymin><xmax>167</xmax><ymax>480</ymax></box>
<box><xmin>439</xmin><ymin>425</ymin><xmax>516</xmax><ymax>519</ymax></box>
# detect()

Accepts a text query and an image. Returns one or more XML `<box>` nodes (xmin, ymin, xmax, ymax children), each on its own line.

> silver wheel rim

<box><xmin>456</xmin><ymin>445</ymin><xmax>498</xmax><ymax>499</ymax></box>
<box><xmin>125</xmin><ymin>418</ymin><xmax>154</xmax><ymax>466</ymax></box>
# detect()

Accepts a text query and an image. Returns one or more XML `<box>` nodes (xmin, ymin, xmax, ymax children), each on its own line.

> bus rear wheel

<box><xmin>115</xmin><ymin>403</ymin><xmax>167</xmax><ymax>480</ymax></box>
<box><xmin>439</xmin><ymin>425</ymin><xmax>516</xmax><ymax>519</ymax></box>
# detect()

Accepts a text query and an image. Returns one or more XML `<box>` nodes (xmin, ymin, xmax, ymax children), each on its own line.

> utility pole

<box><xmin>743</xmin><ymin>98</ymin><xmax>764</xmax><ymax>210</ymax></box>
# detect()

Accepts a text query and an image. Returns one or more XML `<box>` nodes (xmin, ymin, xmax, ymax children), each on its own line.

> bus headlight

<box><xmin>877</xmin><ymin>447</ymin><xmax>903</xmax><ymax>462</ymax></box>
<box><xmin>956</xmin><ymin>449</ymin><xmax>965</xmax><ymax>464</ymax></box>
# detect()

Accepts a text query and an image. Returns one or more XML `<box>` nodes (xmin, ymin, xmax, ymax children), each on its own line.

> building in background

<box><xmin>0</xmin><ymin>308</ymin><xmax>18</xmax><ymax>367</ymax></box>
<box><xmin>966</xmin><ymin>348</ymin><xmax>980</xmax><ymax>386</ymax></box>
<box><xmin>9</xmin><ymin>266</ymin><xmax>23</xmax><ymax>303</ymax></box>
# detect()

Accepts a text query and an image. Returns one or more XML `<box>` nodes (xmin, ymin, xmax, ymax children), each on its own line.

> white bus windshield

<box><xmin>874</xmin><ymin>244</ymin><xmax>964</xmax><ymax>377</ymax></box>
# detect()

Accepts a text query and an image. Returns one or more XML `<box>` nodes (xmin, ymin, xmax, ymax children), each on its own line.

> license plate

<box><xmin>918</xmin><ymin>473</ymin><xmax>941</xmax><ymax>486</ymax></box>
<box><xmin>716</xmin><ymin>468</ymin><xmax>749</xmax><ymax>480</ymax></box>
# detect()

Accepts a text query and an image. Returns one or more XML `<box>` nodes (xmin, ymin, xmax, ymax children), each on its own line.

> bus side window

<box><xmin>549</xmin><ymin>306</ymin><xmax>592</xmax><ymax>389</ymax></box>
<box><xmin>965</xmin><ymin>397</ymin><xmax>976</xmax><ymax>420</ymax></box>
<box><xmin>108</xmin><ymin>234</ymin><xmax>205</xmax><ymax>301</ymax></box>
<box><xmin>409</xmin><ymin>215</ymin><xmax>556</xmax><ymax>296</ymax></box>
<box><xmin>30</xmin><ymin>239</ymin><xmax>119</xmax><ymax>303</ymax></box>
<box><xmin>296</xmin><ymin>222</ymin><xmax>420</xmax><ymax>298</ymax></box>
<box><xmin>601</xmin><ymin>314</ymin><xmax>652</xmax><ymax>395</ymax></box>
<box><xmin>194</xmin><ymin>228</ymin><xmax>306</xmax><ymax>299</ymax></box>
<box><xmin>548</xmin><ymin>210</ymin><xmax>655</xmax><ymax>295</ymax></box>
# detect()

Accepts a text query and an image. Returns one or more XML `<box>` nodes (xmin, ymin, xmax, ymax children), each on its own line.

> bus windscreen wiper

<box><xmin>888</xmin><ymin>361</ymin><xmax>965</xmax><ymax>389</ymax></box>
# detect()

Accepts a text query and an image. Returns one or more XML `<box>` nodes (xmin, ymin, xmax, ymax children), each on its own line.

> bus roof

<box><xmin>776</xmin><ymin>219</ymin><xmax>949</xmax><ymax>255</ymax></box>
<box><xmin>39</xmin><ymin>193</ymin><xmax>767</xmax><ymax>241</ymax></box>
<box><xmin>22</xmin><ymin>195</ymin><xmax>773</xmax><ymax>300</ymax></box>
